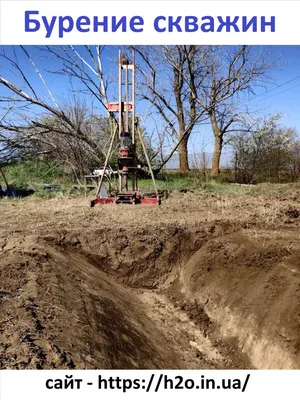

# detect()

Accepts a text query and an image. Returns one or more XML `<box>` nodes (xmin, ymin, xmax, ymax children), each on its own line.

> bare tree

<box><xmin>133</xmin><ymin>45</ymin><xmax>209</xmax><ymax>173</ymax></box>
<box><xmin>0</xmin><ymin>46</ymin><xmax>116</xmax><ymax>170</ymax></box>
<box><xmin>193</xmin><ymin>46</ymin><xmax>273</xmax><ymax>177</ymax></box>
<box><xmin>133</xmin><ymin>45</ymin><xmax>273</xmax><ymax>176</ymax></box>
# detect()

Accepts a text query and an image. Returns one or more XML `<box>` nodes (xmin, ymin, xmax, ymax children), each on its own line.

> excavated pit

<box><xmin>1</xmin><ymin>223</ymin><xmax>300</xmax><ymax>369</ymax></box>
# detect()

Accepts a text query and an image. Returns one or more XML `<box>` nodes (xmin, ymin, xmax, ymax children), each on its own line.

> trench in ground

<box><xmin>1</xmin><ymin>223</ymin><xmax>300</xmax><ymax>369</ymax></box>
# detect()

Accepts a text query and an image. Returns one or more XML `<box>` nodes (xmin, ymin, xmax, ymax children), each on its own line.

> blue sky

<box><xmin>1</xmin><ymin>45</ymin><xmax>300</xmax><ymax>166</ymax></box>
<box><xmin>253</xmin><ymin>46</ymin><xmax>300</xmax><ymax>127</ymax></box>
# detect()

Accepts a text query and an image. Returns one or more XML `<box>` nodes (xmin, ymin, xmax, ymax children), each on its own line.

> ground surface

<box><xmin>1</xmin><ymin>185</ymin><xmax>300</xmax><ymax>369</ymax></box>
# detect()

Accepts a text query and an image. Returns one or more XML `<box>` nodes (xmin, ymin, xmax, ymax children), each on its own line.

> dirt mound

<box><xmin>42</xmin><ymin>225</ymin><xmax>300</xmax><ymax>369</ymax></box>
<box><xmin>43</xmin><ymin>222</ymin><xmax>237</xmax><ymax>288</ymax></box>
<box><xmin>0</xmin><ymin>237</ymin><xmax>180</xmax><ymax>369</ymax></box>
<box><xmin>178</xmin><ymin>229</ymin><xmax>300</xmax><ymax>368</ymax></box>
<box><xmin>1</xmin><ymin>199</ymin><xmax>300</xmax><ymax>370</ymax></box>
<box><xmin>1</xmin><ymin>223</ymin><xmax>250</xmax><ymax>370</ymax></box>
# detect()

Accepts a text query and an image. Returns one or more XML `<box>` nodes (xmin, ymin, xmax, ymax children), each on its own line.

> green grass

<box><xmin>1</xmin><ymin>160</ymin><xmax>70</xmax><ymax>185</ymax></box>
<box><xmin>137</xmin><ymin>173</ymin><xmax>295</xmax><ymax>198</ymax></box>
<box><xmin>0</xmin><ymin>160</ymin><xmax>77</xmax><ymax>199</ymax></box>
<box><xmin>138</xmin><ymin>172</ymin><xmax>203</xmax><ymax>191</ymax></box>
<box><xmin>0</xmin><ymin>161</ymin><xmax>296</xmax><ymax>200</ymax></box>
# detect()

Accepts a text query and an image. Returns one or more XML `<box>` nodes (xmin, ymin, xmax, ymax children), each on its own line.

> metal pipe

<box><xmin>125</xmin><ymin>63</ymin><xmax>129</xmax><ymax>133</ymax></box>
<box><xmin>118</xmin><ymin>50</ymin><xmax>122</xmax><ymax>139</ymax></box>
<box><xmin>95</xmin><ymin>124</ymin><xmax>118</xmax><ymax>197</ymax></box>
<box><xmin>136</xmin><ymin>126</ymin><xmax>158</xmax><ymax>197</ymax></box>
<box><xmin>132</xmin><ymin>50</ymin><xmax>135</xmax><ymax>145</ymax></box>
<box><xmin>132</xmin><ymin>50</ymin><xmax>137</xmax><ymax>191</ymax></box>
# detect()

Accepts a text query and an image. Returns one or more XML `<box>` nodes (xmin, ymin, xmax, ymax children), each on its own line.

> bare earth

<box><xmin>1</xmin><ymin>187</ymin><xmax>300</xmax><ymax>369</ymax></box>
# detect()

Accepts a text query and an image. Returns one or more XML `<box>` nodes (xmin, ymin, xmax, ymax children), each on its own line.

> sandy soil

<box><xmin>1</xmin><ymin>187</ymin><xmax>300</xmax><ymax>369</ymax></box>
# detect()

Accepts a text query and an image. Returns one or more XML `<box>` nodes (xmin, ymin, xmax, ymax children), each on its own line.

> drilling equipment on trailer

<box><xmin>90</xmin><ymin>51</ymin><xmax>160</xmax><ymax>207</ymax></box>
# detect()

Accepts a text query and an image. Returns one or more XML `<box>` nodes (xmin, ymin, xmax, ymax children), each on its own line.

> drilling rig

<box><xmin>90</xmin><ymin>51</ymin><xmax>160</xmax><ymax>207</ymax></box>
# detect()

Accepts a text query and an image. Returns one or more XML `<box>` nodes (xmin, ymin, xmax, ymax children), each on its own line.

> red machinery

<box><xmin>90</xmin><ymin>51</ymin><xmax>160</xmax><ymax>207</ymax></box>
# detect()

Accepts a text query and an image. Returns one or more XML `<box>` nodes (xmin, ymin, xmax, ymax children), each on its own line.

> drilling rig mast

<box><xmin>91</xmin><ymin>50</ymin><xmax>160</xmax><ymax>206</ymax></box>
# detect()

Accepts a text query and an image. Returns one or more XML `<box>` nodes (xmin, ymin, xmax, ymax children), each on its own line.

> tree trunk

<box><xmin>178</xmin><ymin>135</ymin><xmax>189</xmax><ymax>173</ymax></box>
<box><xmin>211</xmin><ymin>134</ymin><xmax>223</xmax><ymax>177</ymax></box>
<box><xmin>173</xmin><ymin>65</ymin><xmax>189</xmax><ymax>174</ymax></box>
<box><xmin>210</xmin><ymin>109</ymin><xmax>223</xmax><ymax>178</ymax></box>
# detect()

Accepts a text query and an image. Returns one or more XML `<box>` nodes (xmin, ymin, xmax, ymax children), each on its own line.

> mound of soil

<box><xmin>1</xmin><ymin>193</ymin><xmax>300</xmax><ymax>369</ymax></box>
<box><xmin>177</xmin><ymin>229</ymin><xmax>300</xmax><ymax>368</ymax></box>
<box><xmin>0</xmin><ymin>236</ymin><xmax>180</xmax><ymax>369</ymax></box>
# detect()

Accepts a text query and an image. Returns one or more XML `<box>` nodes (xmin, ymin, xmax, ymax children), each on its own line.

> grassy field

<box><xmin>1</xmin><ymin>161</ymin><xmax>81</xmax><ymax>198</ymax></box>
<box><xmin>0</xmin><ymin>160</ymin><xmax>294</xmax><ymax>200</ymax></box>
